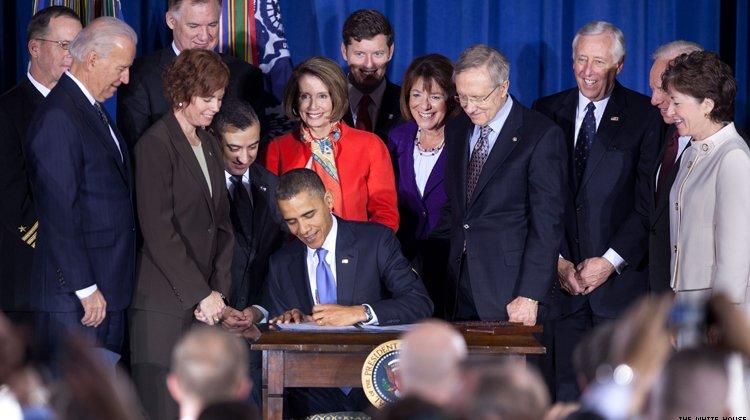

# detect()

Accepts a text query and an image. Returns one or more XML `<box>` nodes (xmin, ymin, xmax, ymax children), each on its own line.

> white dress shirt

<box><xmin>27</xmin><ymin>72</ymin><xmax>50</xmax><ymax>97</ymax></box>
<box><xmin>306</xmin><ymin>217</ymin><xmax>379</xmax><ymax>325</ymax></box>
<box><xmin>413</xmin><ymin>144</ymin><xmax>443</xmax><ymax>196</ymax></box>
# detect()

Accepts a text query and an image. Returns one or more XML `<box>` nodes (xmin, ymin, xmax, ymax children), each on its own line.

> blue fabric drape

<box><xmin>2</xmin><ymin>0</ymin><xmax>748</xmax><ymax>129</ymax></box>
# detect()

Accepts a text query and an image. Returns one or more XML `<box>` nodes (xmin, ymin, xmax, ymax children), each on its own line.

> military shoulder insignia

<box><xmin>361</xmin><ymin>339</ymin><xmax>402</xmax><ymax>408</ymax></box>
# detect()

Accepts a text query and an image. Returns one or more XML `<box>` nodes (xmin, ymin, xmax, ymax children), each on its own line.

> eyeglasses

<box><xmin>455</xmin><ymin>84</ymin><xmax>501</xmax><ymax>107</ymax></box>
<box><xmin>35</xmin><ymin>38</ymin><xmax>72</xmax><ymax>51</ymax></box>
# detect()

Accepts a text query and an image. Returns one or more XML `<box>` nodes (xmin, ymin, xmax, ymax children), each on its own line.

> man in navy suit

<box><xmin>434</xmin><ymin>44</ymin><xmax>567</xmax><ymax>325</ymax></box>
<box><xmin>25</xmin><ymin>17</ymin><xmax>138</xmax><ymax>364</ymax></box>
<box><xmin>532</xmin><ymin>21</ymin><xmax>662</xmax><ymax>401</ymax></box>
<box><xmin>265</xmin><ymin>168</ymin><xmax>432</xmax><ymax>417</ymax></box>
<box><xmin>0</xmin><ymin>6</ymin><xmax>81</xmax><ymax>327</ymax></box>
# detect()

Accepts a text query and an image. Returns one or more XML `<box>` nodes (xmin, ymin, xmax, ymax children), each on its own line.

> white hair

<box><xmin>69</xmin><ymin>16</ymin><xmax>137</xmax><ymax>61</ymax></box>
<box><xmin>572</xmin><ymin>21</ymin><xmax>626</xmax><ymax>63</ymax></box>
<box><xmin>652</xmin><ymin>40</ymin><xmax>703</xmax><ymax>61</ymax></box>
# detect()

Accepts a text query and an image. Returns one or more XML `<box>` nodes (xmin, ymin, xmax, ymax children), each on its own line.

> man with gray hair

<box><xmin>25</xmin><ymin>16</ymin><xmax>137</xmax><ymax>366</ymax></box>
<box><xmin>533</xmin><ymin>21</ymin><xmax>662</xmax><ymax>401</ymax></box>
<box><xmin>647</xmin><ymin>40</ymin><xmax>702</xmax><ymax>294</ymax></box>
<box><xmin>399</xmin><ymin>320</ymin><xmax>467</xmax><ymax>407</ymax></box>
<box><xmin>117</xmin><ymin>0</ymin><xmax>268</xmax><ymax>149</ymax></box>
<box><xmin>0</xmin><ymin>6</ymin><xmax>81</xmax><ymax>328</ymax></box>
<box><xmin>167</xmin><ymin>327</ymin><xmax>252</xmax><ymax>420</ymax></box>
<box><xmin>434</xmin><ymin>44</ymin><xmax>567</xmax><ymax>325</ymax></box>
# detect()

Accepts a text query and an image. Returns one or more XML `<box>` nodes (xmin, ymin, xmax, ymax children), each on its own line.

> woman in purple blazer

<box><xmin>387</xmin><ymin>54</ymin><xmax>459</xmax><ymax>317</ymax></box>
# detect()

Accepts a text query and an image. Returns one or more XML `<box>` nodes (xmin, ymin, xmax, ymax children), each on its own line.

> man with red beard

<box><xmin>340</xmin><ymin>9</ymin><xmax>401</xmax><ymax>142</ymax></box>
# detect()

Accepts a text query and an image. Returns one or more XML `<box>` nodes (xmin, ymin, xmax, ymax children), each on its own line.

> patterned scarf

<box><xmin>301</xmin><ymin>122</ymin><xmax>344</xmax><ymax>215</ymax></box>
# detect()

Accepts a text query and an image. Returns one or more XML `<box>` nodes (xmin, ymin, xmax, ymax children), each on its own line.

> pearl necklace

<box><xmin>415</xmin><ymin>128</ymin><xmax>445</xmax><ymax>156</ymax></box>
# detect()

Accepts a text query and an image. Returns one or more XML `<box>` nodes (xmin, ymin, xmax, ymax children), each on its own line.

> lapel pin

<box><xmin>341</xmin><ymin>258</ymin><xmax>349</xmax><ymax>264</ymax></box>
<box><xmin>388</xmin><ymin>114</ymin><xmax>394</xmax><ymax>120</ymax></box>
<box><xmin>512</xmin><ymin>137</ymin><xmax>518</xmax><ymax>142</ymax></box>
<box><xmin>610</xmin><ymin>116</ymin><xmax>620</xmax><ymax>121</ymax></box>
<box><xmin>259</xmin><ymin>185</ymin><xmax>267</xmax><ymax>192</ymax></box>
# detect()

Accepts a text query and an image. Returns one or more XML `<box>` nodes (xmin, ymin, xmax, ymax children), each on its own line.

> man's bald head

<box><xmin>399</xmin><ymin>320</ymin><xmax>467</xmax><ymax>406</ymax></box>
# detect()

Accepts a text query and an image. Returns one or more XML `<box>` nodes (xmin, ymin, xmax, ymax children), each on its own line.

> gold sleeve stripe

<box><xmin>22</xmin><ymin>221</ymin><xmax>39</xmax><ymax>241</ymax></box>
<box><xmin>25</xmin><ymin>232</ymin><xmax>37</xmax><ymax>248</ymax></box>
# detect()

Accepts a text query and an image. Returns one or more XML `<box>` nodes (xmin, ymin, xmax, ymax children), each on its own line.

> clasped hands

<box><xmin>558</xmin><ymin>257</ymin><xmax>615</xmax><ymax>296</ymax></box>
<box><xmin>270</xmin><ymin>304</ymin><xmax>367</xmax><ymax>327</ymax></box>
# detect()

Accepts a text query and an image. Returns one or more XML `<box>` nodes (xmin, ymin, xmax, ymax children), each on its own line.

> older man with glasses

<box><xmin>0</xmin><ymin>6</ymin><xmax>81</xmax><ymax>328</ymax></box>
<box><xmin>432</xmin><ymin>44</ymin><xmax>567</xmax><ymax>327</ymax></box>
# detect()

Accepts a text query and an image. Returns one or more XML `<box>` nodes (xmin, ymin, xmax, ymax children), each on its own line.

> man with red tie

<box><xmin>340</xmin><ymin>9</ymin><xmax>401</xmax><ymax>142</ymax></box>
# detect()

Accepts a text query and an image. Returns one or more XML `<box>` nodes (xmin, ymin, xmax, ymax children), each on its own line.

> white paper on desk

<box><xmin>273</xmin><ymin>322</ymin><xmax>361</xmax><ymax>332</ymax></box>
<box><xmin>360</xmin><ymin>324</ymin><xmax>416</xmax><ymax>333</ymax></box>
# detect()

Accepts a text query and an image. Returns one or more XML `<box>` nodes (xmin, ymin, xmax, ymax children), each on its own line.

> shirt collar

<box><xmin>306</xmin><ymin>215</ymin><xmax>338</xmax><ymax>258</ymax></box>
<box><xmin>348</xmin><ymin>77</ymin><xmax>387</xmax><ymax>110</ymax></box>
<box><xmin>484</xmin><ymin>95</ymin><xmax>514</xmax><ymax>133</ymax></box>
<box><xmin>65</xmin><ymin>71</ymin><xmax>96</xmax><ymax>105</ymax></box>
<box><xmin>576</xmin><ymin>90</ymin><xmax>610</xmax><ymax>115</ymax></box>
<box><xmin>26</xmin><ymin>72</ymin><xmax>51</xmax><ymax>97</ymax></box>
<box><xmin>172</xmin><ymin>41</ymin><xmax>181</xmax><ymax>56</ymax></box>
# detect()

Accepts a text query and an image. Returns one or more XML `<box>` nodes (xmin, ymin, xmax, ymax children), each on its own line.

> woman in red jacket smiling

<box><xmin>264</xmin><ymin>56</ymin><xmax>398</xmax><ymax>231</ymax></box>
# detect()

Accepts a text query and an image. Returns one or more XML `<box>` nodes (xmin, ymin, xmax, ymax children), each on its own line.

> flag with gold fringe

<box><xmin>219</xmin><ymin>0</ymin><xmax>294</xmax><ymax>136</ymax></box>
<box><xmin>33</xmin><ymin>0</ymin><xmax>122</xmax><ymax>23</ymax></box>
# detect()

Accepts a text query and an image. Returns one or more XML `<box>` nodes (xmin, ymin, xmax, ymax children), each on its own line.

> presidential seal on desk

<box><xmin>361</xmin><ymin>339</ymin><xmax>402</xmax><ymax>407</ymax></box>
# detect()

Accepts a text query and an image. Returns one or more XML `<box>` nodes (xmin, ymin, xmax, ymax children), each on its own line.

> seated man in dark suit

<box><xmin>116</xmin><ymin>0</ymin><xmax>269</xmax><ymax>149</ymax></box>
<box><xmin>266</xmin><ymin>168</ymin><xmax>433</xmax><ymax>416</ymax></box>
<box><xmin>0</xmin><ymin>6</ymin><xmax>81</xmax><ymax>327</ymax></box>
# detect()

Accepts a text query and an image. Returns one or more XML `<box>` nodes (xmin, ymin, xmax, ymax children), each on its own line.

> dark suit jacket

<box><xmin>387</xmin><ymin>120</ymin><xmax>447</xmax><ymax>256</ymax></box>
<box><xmin>435</xmin><ymin>98</ymin><xmax>568</xmax><ymax>320</ymax></box>
<box><xmin>117</xmin><ymin>47</ymin><xmax>268</xmax><ymax>149</ymax></box>
<box><xmin>25</xmin><ymin>74</ymin><xmax>136</xmax><ymax>313</ymax></box>
<box><xmin>343</xmin><ymin>78</ymin><xmax>402</xmax><ymax>142</ymax></box>
<box><xmin>533</xmin><ymin>82</ymin><xmax>662</xmax><ymax>318</ymax></box>
<box><xmin>132</xmin><ymin>113</ymin><xmax>234</xmax><ymax>316</ymax></box>
<box><xmin>227</xmin><ymin>163</ymin><xmax>286</xmax><ymax>310</ymax></box>
<box><xmin>0</xmin><ymin>77</ymin><xmax>43</xmax><ymax>312</ymax></box>
<box><xmin>265</xmin><ymin>218</ymin><xmax>433</xmax><ymax>325</ymax></box>
<box><xmin>648</xmin><ymin>124</ymin><xmax>678</xmax><ymax>294</ymax></box>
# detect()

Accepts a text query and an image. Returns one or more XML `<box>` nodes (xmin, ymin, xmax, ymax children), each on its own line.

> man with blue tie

<box><xmin>532</xmin><ymin>21</ymin><xmax>662</xmax><ymax>401</ymax></box>
<box><xmin>25</xmin><ymin>17</ymin><xmax>137</xmax><ymax>365</ymax></box>
<box><xmin>265</xmin><ymin>168</ymin><xmax>432</xmax><ymax>416</ymax></box>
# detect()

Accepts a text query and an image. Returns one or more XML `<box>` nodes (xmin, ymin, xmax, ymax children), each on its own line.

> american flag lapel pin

<box><xmin>342</xmin><ymin>258</ymin><xmax>349</xmax><ymax>264</ymax></box>
<box><xmin>610</xmin><ymin>116</ymin><xmax>620</xmax><ymax>121</ymax></box>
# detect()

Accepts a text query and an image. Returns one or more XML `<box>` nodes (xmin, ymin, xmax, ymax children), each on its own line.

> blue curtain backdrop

<box><xmin>2</xmin><ymin>0</ymin><xmax>748</xmax><ymax>129</ymax></box>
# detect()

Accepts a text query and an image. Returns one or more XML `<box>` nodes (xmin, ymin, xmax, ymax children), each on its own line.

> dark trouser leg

<box><xmin>129</xmin><ymin>308</ymin><xmax>194</xmax><ymax>420</ymax></box>
<box><xmin>449</xmin><ymin>254</ymin><xmax>480</xmax><ymax>321</ymax></box>
<box><xmin>549</xmin><ymin>302</ymin><xmax>594</xmax><ymax>402</ymax></box>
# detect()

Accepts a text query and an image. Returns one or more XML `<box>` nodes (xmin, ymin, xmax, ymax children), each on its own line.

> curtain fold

<box><xmin>2</xmin><ymin>0</ymin><xmax>747</xmax><ymax>128</ymax></box>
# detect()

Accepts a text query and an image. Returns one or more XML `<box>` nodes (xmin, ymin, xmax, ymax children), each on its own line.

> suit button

<box><xmin>674</xmin><ymin>245</ymin><xmax>677</xmax><ymax>253</ymax></box>
<box><xmin>463</xmin><ymin>224</ymin><xmax>470</xmax><ymax>229</ymax></box>
<box><xmin>421</xmin><ymin>211</ymin><xmax>426</xmax><ymax>216</ymax></box>
<box><xmin>131</xmin><ymin>227</ymin><xmax>136</xmax><ymax>232</ymax></box>
<box><xmin>576</xmin><ymin>205</ymin><xmax>582</xmax><ymax>213</ymax></box>
<box><xmin>207</xmin><ymin>228</ymin><xmax>213</xmax><ymax>233</ymax></box>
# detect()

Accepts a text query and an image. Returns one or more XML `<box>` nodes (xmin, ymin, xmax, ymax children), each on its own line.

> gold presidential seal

<box><xmin>361</xmin><ymin>339</ymin><xmax>402</xmax><ymax>408</ymax></box>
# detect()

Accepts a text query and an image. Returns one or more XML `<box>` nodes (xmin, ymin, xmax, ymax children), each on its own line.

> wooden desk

<box><xmin>251</xmin><ymin>324</ymin><xmax>544</xmax><ymax>420</ymax></box>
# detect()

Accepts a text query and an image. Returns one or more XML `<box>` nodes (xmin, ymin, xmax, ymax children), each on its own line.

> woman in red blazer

<box><xmin>264</xmin><ymin>57</ymin><xmax>398</xmax><ymax>231</ymax></box>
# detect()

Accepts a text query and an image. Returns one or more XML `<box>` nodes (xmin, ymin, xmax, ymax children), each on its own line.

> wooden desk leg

<box><xmin>265</xmin><ymin>350</ymin><xmax>285</xmax><ymax>420</ymax></box>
